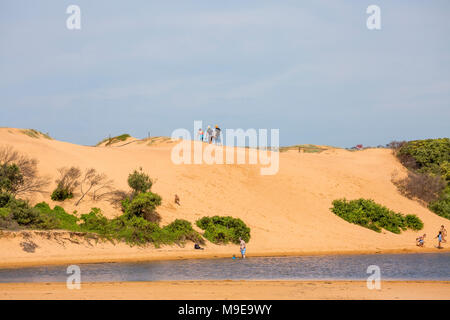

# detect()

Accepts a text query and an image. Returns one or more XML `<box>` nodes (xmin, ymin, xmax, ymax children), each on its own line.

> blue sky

<box><xmin>1</xmin><ymin>0</ymin><xmax>449</xmax><ymax>147</ymax></box>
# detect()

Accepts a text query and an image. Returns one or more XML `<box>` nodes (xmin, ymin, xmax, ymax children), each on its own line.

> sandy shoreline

<box><xmin>1</xmin><ymin>280</ymin><xmax>449</xmax><ymax>300</ymax></box>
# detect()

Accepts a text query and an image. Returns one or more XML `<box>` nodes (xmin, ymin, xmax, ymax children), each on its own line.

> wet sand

<box><xmin>0</xmin><ymin>280</ymin><xmax>449</xmax><ymax>300</ymax></box>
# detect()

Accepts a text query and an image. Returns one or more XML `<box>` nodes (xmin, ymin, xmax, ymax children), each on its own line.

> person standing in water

<box><xmin>239</xmin><ymin>237</ymin><xmax>246</xmax><ymax>259</ymax></box>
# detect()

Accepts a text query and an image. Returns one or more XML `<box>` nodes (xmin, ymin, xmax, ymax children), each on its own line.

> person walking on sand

<box><xmin>214</xmin><ymin>125</ymin><xmax>222</xmax><ymax>145</ymax></box>
<box><xmin>416</xmin><ymin>234</ymin><xmax>426</xmax><ymax>247</ymax></box>
<box><xmin>239</xmin><ymin>237</ymin><xmax>246</xmax><ymax>259</ymax></box>
<box><xmin>435</xmin><ymin>231</ymin><xmax>443</xmax><ymax>249</ymax></box>
<box><xmin>440</xmin><ymin>225</ymin><xmax>447</xmax><ymax>243</ymax></box>
<box><xmin>206</xmin><ymin>125</ymin><xmax>214</xmax><ymax>144</ymax></box>
<box><xmin>174</xmin><ymin>194</ymin><xmax>180</xmax><ymax>206</ymax></box>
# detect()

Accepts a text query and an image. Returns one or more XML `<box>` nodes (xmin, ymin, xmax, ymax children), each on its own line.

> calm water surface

<box><xmin>0</xmin><ymin>253</ymin><xmax>449</xmax><ymax>283</ymax></box>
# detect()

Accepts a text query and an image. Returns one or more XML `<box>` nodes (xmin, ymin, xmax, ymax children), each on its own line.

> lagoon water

<box><xmin>1</xmin><ymin>253</ymin><xmax>449</xmax><ymax>283</ymax></box>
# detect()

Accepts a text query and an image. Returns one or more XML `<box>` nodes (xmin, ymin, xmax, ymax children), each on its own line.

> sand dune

<box><xmin>0</xmin><ymin>128</ymin><xmax>448</xmax><ymax>267</ymax></box>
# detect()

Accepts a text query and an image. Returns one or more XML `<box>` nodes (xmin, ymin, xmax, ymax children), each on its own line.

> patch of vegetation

<box><xmin>391</xmin><ymin>138</ymin><xmax>450</xmax><ymax>220</ymax></box>
<box><xmin>51</xmin><ymin>167</ymin><xmax>81</xmax><ymax>201</ymax></box>
<box><xmin>279</xmin><ymin>144</ymin><xmax>328</xmax><ymax>153</ymax></box>
<box><xmin>0</xmin><ymin>146</ymin><xmax>50</xmax><ymax>196</ymax></box>
<box><xmin>429</xmin><ymin>186</ymin><xmax>450</xmax><ymax>220</ymax></box>
<box><xmin>123</xmin><ymin>191</ymin><xmax>162</xmax><ymax>223</ymax></box>
<box><xmin>128</xmin><ymin>168</ymin><xmax>153</xmax><ymax>195</ymax></box>
<box><xmin>21</xmin><ymin>129</ymin><xmax>52</xmax><ymax>140</ymax></box>
<box><xmin>331</xmin><ymin>198</ymin><xmax>423</xmax><ymax>234</ymax></box>
<box><xmin>196</xmin><ymin>216</ymin><xmax>251</xmax><ymax>244</ymax></box>
<box><xmin>96</xmin><ymin>134</ymin><xmax>131</xmax><ymax>146</ymax></box>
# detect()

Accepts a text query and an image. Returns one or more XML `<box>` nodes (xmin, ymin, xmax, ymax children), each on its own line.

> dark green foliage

<box><xmin>127</xmin><ymin>169</ymin><xmax>153</xmax><ymax>195</ymax></box>
<box><xmin>163</xmin><ymin>219</ymin><xmax>204</xmax><ymax>244</ymax></box>
<box><xmin>0</xmin><ymin>206</ymin><xmax>18</xmax><ymax>229</ymax></box>
<box><xmin>124</xmin><ymin>192</ymin><xmax>161</xmax><ymax>222</ymax></box>
<box><xmin>394</xmin><ymin>138</ymin><xmax>450</xmax><ymax>219</ymax></box>
<box><xmin>0</xmin><ymin>192</ymin><xmax>13</xmax><ymax>207</ymax></box>
<box><xmin>34</xmin><ymin>202</ymin><xmax>80</xmax><ymax>231</ymax></box>
<box><xmin>196</xmin><ymin>216</ymin><xmax>251</xmax><ymax>244</ymax></box>
<box><xmin>79</xmin><ymin>208</ymin><xmax>109</xmax><ymax>232</ymax></box>
<box><xmin>0</xmin><ymin>164</ymin><xmax>23</xmax><ymax>194</ymax></box>
<box><xmin>331</xmin><ymin>198</ymin><xmax>424</xmax><ymax>234</ymax></box>
<box><xmin>429</xmin><ymin>186</ymin><xmax>450</xmax><ymax>220</ymax></box>
<box><xmin>4</xmin><ymin>198</ymin><xmax>59</xmax><ymax>229</ymax></box>
<box><xmin>405</xmin><ymin>214</ymin><xmax>424</xmax><ymax>231</ymax></box>
<box><xmin>50</xmin><ymin>187</ymin><xmax>74</xmax><ymax>201</ymax></box>
<box><xmin>397</xmin><ymin>138</ymin><xmax>450</xmax><ymax>175</ymax></box>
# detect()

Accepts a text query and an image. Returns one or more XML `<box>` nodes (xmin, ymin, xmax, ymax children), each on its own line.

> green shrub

<box><xmin>50</xmin><ymin>187</ymin><xmax>74</xmax><ymax>201</ymax></box>
<box><xmin>79</xmin><ymin>208</ymin><xmax>109</xmax><ymax>233</ymax></box>
<box><xmin>196</xmin><ymin>216</ymin><xmax>251</xmax><ymax>244</ymax></box>
<box><xmin>0</xmin><ymin>192</ymin><xmax>13</xmax><ymax>207</ymax></box>
<box><xmin>331</xmin><ymin>198</ymin><xmax>424</xmax><ymax>234</ymax></box>
<box><xmin>397</xmin><ymin>138</ymin><xmax>450</xmax><ymax>174</ymax></box>
<box><xmin>163</xmin><ymin>219</ymin><xmax>204</xmax><ymax>244</ymax></box>
<box><xmin>127</xmin><ymin>169</ymin><xmax>153</xmax><ymax>195</ymax></box>
<box><xmin>0</xmin><ymin>207</ymin><xmax>18</xmax><ymax>229</ymax></box>
<box><xmin>405</xmin><ymin>214</ymin><xmax>424</xmax><ymax>231</ymax></box>
<box><xmin>34</xmin><ymin>202</ymin><xmax>80</xmax><ymax>231</ymax></box>
<box><xmin>0</xmin><ymin>207</ymin><xmax>11</xmax><ymax>218</ymax></box>
<box><xmin>124</xmin><ymin>192</ymin><xmax>161</xmax><ymax>222</ymax></box>
<box><xmin>429</xmin><ymin>186</ymin><xmax>450</xmax><ymax>220</ymax></box>
<box><xmin>0</xmin><ymin>163</ymin><xmax>23</xmax><ymax>194</ymax></box>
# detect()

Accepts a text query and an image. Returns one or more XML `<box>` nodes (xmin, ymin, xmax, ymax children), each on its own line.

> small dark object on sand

<box><xmin>194</xmin><ymin>243</ymin><xmax>204</xmax><ymax>250</ymax></box>
<box><xmin>174</xmin><ymin>194</ymin><xmax>180</xmax><ymax>205</ymax></box>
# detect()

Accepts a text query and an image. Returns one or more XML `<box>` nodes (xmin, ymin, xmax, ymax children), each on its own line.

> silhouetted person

<box><xmin>174</xmin><ymin>194</ymin><xmax>180</xmax><ymax>205</ymax></box>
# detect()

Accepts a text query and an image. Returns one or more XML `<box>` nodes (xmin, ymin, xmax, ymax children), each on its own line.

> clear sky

<box><xmin>1</xmin><ymin>1</ymin><xmax>449</xmax><ymax>147</ymax></box>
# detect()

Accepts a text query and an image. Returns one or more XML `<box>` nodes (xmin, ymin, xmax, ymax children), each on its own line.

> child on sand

<box><xmin>239</xmin><ymin>237</ymin><xmax>246</xmax><ymax>259</ymax></box>
<box><xmin>440</xmin><ymin>225</ymin><xmax>447</xmax><ymax>243</ymax></box>
<box><xmin>416</xmin><ymin>234</ymin><xmax>426</xmax><ymax>247</ymax></box>
<box><xmin>435</xmin><ymin>231</ymin><xmax>443</xmax><ymax>249</ymax></box>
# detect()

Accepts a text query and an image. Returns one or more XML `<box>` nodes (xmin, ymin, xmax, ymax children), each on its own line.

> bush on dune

<box><xmin>51</xmin><ymin>167</ymin><xmax>81</xmax><ymax>201</ymax></box>
<box><xmin>331</xmin><ymin>198</ymin><xmax>423</xmax><ymax>234</ymax></box>
<box><xmin>124</xmin><ymin>192</ymin><xmax>162</xmax><ymax>223</ymax></box>
<box><xmin>196</xmin><ymin>216</ymin><xmax>251</xmax><ymax>244</ymax></box>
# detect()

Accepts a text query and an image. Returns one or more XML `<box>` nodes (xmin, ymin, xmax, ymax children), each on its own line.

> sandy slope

<box><xmin>1</xmin><ymin>281</ymin><xmax>449</xmax><ymax>300</ymax></box>
<box><xmin>0</xmin><ymin>128</ymin><xmax>448</xmax><ymax>267</ymax></box>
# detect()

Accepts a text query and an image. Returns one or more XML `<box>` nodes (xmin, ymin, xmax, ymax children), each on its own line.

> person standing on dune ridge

<box><xmin>197</xmin><ymin>128</ymin><xmax>204</xmax><ymax>142</ymax></box>
<box><xmin>206</xmin><ymin>125</ymin><xmax>214</xmax><ymax>144</ymax></box>
<box><xmin>214</xmin><ymin>125</ymin><xmax>221</xmax><ymax>145</ymax></box>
